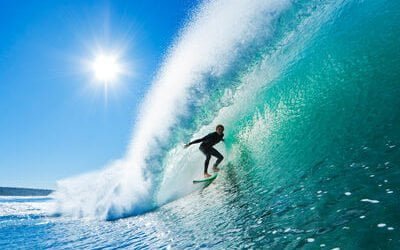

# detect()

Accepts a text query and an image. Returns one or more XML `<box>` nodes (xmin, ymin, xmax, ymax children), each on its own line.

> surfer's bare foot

<box><xmin>204</xmin><ymin>173</ymin><xmax>212</xmax><ymax>178</ymax></box>
<box><xmin>213</xmin><ymin>166</ymin><xmax>220</xmax><ymax>172</ymax></box>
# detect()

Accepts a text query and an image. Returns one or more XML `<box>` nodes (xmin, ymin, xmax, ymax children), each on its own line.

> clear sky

<box><xmin>0</xmin><ymin>0</ymin><xmax>198</xmax><ymax>189</ymax></box>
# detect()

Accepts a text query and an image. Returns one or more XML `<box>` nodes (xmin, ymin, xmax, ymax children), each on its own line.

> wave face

<box><xmin>53</xmin><ymin>1</ymin><xmax>400</xmax><ymax>241</ymax></box>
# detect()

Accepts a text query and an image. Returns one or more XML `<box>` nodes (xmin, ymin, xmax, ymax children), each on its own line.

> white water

<box><xmin>52</xmin><ymin>0</ymin><xmax>291</xmax><ymax>220</ymax></box>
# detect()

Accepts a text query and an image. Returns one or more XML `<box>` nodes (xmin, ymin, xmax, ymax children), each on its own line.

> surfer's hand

<box><xmin>184</xmin><ymin>144</ymin><xmax>190</xmax><ymax>149</ymax></box>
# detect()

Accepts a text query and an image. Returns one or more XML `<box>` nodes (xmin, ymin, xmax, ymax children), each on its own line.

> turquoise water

<box><xmin>2</xmin><ymin>0</ymin><xmax>400</xmax><ymax>249</ymax></box>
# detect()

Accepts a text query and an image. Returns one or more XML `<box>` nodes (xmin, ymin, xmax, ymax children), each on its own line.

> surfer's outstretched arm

<box><xmin>184</xmin><ymin>137</ymin><xmax>204</xmax><ymax>148</ymax></box>
<box><xmin>184</xmin><ymin>134</ymin><xmax>212</xmax><ymax>148</ymax></box>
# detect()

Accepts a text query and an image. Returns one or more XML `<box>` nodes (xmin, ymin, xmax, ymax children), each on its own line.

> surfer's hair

<box><xmin>216</xmin><ymin>124</ymin><xmax>224</xmax><ymax>130</ymax></box>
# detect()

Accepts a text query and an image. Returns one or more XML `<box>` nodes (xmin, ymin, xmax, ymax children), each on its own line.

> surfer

<box><xmin>185</xmin><ymin>125</ymin><xmax>225</xmax><ymax>178</ymax></box>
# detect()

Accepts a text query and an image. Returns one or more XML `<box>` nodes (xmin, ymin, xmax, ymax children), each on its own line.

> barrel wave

<box><xmin>51</xmin><ymin>0</ymin><xmax>400</xmax><ymax>248</ymax></box>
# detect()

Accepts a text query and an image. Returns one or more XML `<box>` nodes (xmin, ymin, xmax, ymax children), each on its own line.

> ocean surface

<box><xmin>2</xmin><ymin>0</ymin><xmax>399</xmax><ymax>249</ymax></box>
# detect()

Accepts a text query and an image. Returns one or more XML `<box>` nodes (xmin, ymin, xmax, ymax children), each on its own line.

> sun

<box><xmin>82</xmin><ymin>47</ymin><xmax>131</xmax><ymax>102</ymax></box>
<box><xmin>91</xmin><ymin>53</ymin><xmax>122</xmax><ymax>83</ymax></box>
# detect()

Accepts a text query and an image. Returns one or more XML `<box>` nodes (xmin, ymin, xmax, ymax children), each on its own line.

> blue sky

<box><xmin>0</xmin><ymin>0</ymin><xmax>198</xmax><ymax>189</ymax></box>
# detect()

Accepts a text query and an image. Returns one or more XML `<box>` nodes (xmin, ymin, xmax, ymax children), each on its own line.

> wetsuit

<box><xmin>188</xmin><ymin>132</ymin><xmax>224</xmax><ymax>173</ymax></box>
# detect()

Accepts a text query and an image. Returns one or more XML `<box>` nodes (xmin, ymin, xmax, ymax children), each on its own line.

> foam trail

<box><xmin>52</xmin><ymin>0</ymin><xmax>291</xmax><ymax>220</ymax></box>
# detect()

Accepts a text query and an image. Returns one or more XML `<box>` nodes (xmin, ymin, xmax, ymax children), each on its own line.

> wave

<box><xmin>52</xmin><ymin>0</ymin><xmax>353</xmax><ymax>220</ymax></box>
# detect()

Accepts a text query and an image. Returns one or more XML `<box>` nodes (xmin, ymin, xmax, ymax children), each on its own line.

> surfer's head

<box><xmin>216</xmin><ymin>124</ymin><xmax>224</xmax><ymax>135</ymax></box>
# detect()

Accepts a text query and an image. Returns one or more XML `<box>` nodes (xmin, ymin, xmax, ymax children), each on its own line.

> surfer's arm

<box><xmin>185</xmin><ymin>138</ymin><xmax>204</xmax><ymax>148</ymax></box>
<box><xmin>189</xmin><ymin>138</ymin><xmax>204</xmax><ymax>145</ymax></box>
<box><xmin>184</xmin><ymin>134</ymin><xmax>211</xmax><ymax>148</ymax></box>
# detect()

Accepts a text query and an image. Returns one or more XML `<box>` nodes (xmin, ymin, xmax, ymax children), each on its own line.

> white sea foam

<box><xmin>361</xmin><ymin>199</ymin><xmax>380</xmax><ymax>204</ymax></box>
<box><xmin>0</xmin><ymin>198</ymin><xmax>53</xmax><ymax>217</ymax></box>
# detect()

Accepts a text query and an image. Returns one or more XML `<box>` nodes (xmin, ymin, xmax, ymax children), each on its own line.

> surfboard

<box><xmin>193</xmin><ymin>173</ymin><xmax>218</xmax><ymax>183</ymax></box>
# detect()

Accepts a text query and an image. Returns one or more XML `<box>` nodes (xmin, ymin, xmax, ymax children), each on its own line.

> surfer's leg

<box><xmin>200</xmin><ymin>146</ymin><xmax>212</xmax><ymax>174</ymax></box>
<box><xmin>209</xmin><ymin>147</ymin><xmax>223</xmax><ymax>171</ymax></box>
<box><xmin>204</xmin><ymin>154</ymin><xmax>211</xmax><ymax>174</ymax></box>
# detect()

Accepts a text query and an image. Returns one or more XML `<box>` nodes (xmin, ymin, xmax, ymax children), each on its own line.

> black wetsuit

<box><xmin>189</xmin><ymin>132</ymin><xmax>224</xmax><ymax>173</ymax></box>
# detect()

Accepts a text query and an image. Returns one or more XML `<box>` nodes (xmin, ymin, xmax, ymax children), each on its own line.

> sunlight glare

<box><xmin>92</xmin><ymin>54</ymin><xmax>121</xmax><ymax>82</ymax></box>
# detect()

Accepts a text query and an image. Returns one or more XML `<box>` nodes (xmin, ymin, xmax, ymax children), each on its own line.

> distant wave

<box><xmin>0</xmin><ymin>187</ymin><xmax>53</xmax><ymax>197</ymax></box>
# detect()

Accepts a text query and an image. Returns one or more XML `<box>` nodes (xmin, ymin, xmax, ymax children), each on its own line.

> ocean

<box><xmin>1</xmin><ymin>0</ymin><xmax>399</xmax><ymax>249</ymax></box>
